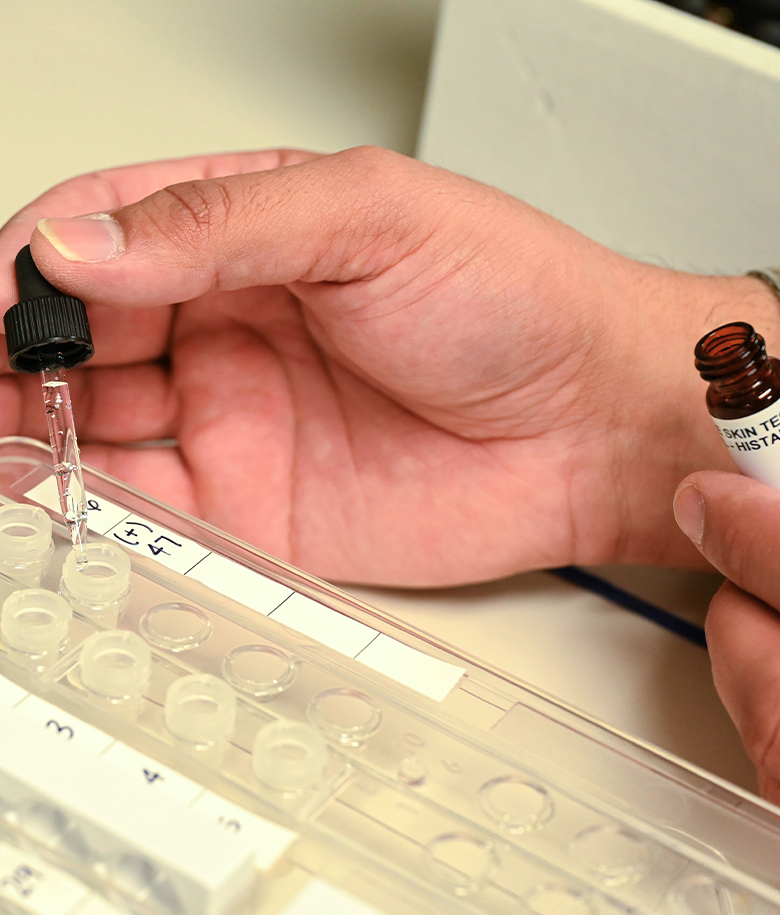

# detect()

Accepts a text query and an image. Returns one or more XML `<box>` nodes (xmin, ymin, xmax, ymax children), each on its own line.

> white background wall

<box><xmin>0</xmin><ymin>0</ymin><xmax>439</xmax><ymax>223</ymax></box>
<box><xmin>421</xmin><ymin>0</ymin><xmax>780</xmax><ymax>274</ymax></box>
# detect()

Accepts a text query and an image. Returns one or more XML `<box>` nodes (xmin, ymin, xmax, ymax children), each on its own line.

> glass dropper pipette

<box><xmin>41</xmin><ymin>357</ymin><xmax>88</xmax><ymax>564</ymax></box>
<box><xmin>4</xmin><ymin>246</ymin><xmax>94</xmax><ymax>563</ymax></box>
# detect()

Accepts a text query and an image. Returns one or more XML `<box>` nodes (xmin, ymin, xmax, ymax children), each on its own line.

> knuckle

<box><xmin>338</xmin><ymin>144</ymin><xmax>403</xmax><ymax>175</ymax></box>
<box><xmin>336</xmin><ymin>146</ymin><xmax>420</xmax><ymax>211</ymax></box>
<box><xmin>329</xmin><ymin>146</ymin><xmax>430</xmax><ymax>250</ymax></box>
<box><xmin>146</xmin><ymin>179</ymin><xmax>235</xmax><ymax>250</ymax></box>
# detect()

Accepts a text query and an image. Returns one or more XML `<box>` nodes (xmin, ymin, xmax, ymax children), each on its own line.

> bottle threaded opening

<box><xmin>694</xmin><ymin>322</ymin><xmax>767</xmax><ymax>385</ymax></box>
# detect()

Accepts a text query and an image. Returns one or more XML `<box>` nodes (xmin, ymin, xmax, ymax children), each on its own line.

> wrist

<box><xmin>593</xmin><ymin>260</ymin><xmax>780</xmax><ymax>568</ymax></box>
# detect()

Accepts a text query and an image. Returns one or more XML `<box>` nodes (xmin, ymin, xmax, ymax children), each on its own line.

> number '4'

<box><xmin>148</xmin><ymin>535</ymin><xmax>181</xmax><ymax>557</ymax></box>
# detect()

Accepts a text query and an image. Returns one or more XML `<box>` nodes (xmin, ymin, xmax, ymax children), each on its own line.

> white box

<box><xmin>420</xmin><ymin>0</ymin><xmax>780</xmax><ymax>274</ymax></box>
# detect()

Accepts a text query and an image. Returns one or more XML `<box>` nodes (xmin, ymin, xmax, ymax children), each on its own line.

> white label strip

<box><xmin>13</xmin><ymin>695</ymin><xmax>116</xmax><ymax>757</ymax></box>
<box><xmin>106</xmin><ymin>514</ymin><xmax>210</xmax><ymax>575</ymax></box>
<box><xmin>0</xmin><ymin>675</ymin><xmax>27</xmax><ymax>713</ymax></box>
<box><xmin>187</xmin><ymin>553</ymin><xmax>293</xmax><ymax>615</ymax></box>
<box><xmin>0</xmin><ymin>673</ymin><xmax>297</xmax><ymax>891</ymax></box>
<box><xmin>0</xmin><ymin>842</ymin><xmax>99</xmax><ymax>915</ymax></box>
<box><xmin>23</xmin><ymin>480</ymin><xmax>127</xmax><ymax>536</ymax></box>
<box><xmin>281</xmin><ymin>880</ymin><xmax>386</xmax><ymax>915</ymax></box>
<box><xmin>269</xmin><ymin>593</ymin><xmax>379</xmax><ymax>657</ymax></box>
<box><xmin>0</xmin><ymin>711</ymin><xmax>256</xmax><ymax>915</ymax></box>
<box><xmin>356</xmin><ymin>634</ymin><xmax>466</xmax><ymax>703</ymax></box>
<box><xmin>99</xmin><ymin>743</ymin><xmax>204</xmax><ymax>805</ymax></box>
<box><xmin>23</xmin><ymin>483</ymin><xmax>465</xmax><ymax>701</ymax></box>
<box><xmin>189</xmin><ymin>792</ymin><xmax>297</xmax><ymax>871</ymax></box>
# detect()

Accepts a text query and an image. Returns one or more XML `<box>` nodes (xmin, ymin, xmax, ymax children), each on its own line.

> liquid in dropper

<box><xmin>42</xmin><ymin>360</ymin><xmax>88</xmax><ymax>567</ymax></box>
<box><xmin>4</xmin><ymin>245</ymin><xmax>94</xmax><ymax>565</ymax></box>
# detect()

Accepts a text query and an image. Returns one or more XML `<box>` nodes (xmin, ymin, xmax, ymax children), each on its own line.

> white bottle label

<box><xmin>712</xmin><ymin>399</ymin><xmax>780</xmax><ymax>488</ymax></box>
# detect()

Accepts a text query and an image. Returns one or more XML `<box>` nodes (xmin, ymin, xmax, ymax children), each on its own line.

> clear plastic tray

<box><xmin>0</xmin><ymin>435</ymin><xmax>777</xmax><ymax>915</ymax></box>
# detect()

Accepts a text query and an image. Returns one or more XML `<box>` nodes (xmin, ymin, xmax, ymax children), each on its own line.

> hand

<box><xmin>1</xmin><ymin>146</ymin><xmax>776</xmax><ymax>585</ymax></box>
<box><xmin>675</xmin><ymin>471</ymin><xmax>780</xmax><ymax>802</ymax></box>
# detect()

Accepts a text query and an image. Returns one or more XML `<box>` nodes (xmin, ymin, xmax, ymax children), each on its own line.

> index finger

<box><xmin>707</xmin><ymin>580</ymin><xmax>780</xmax><ymax>802</ymax></box>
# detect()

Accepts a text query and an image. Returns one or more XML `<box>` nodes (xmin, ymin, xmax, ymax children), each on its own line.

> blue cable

<box><xmin>550</xmin><ymin>566</ymin><xmax>708</xmax><ymax>649</ymax></box>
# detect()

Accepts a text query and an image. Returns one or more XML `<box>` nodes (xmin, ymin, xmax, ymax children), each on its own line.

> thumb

<box><xmin>673</xmin><ymin>469</ymin><xmax>780</xmax><ymax>603</ymax></box>
<box><xmin>29</xmin><ymin>147</ymin><xmax>430</xmax><ymax>310</ymax></box>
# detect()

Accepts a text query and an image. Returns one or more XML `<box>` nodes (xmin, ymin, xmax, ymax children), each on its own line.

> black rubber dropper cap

<box><xmin>4</xmin><ymin>246</ymin><xmax>93</xmax><ymax>373</ymax></box>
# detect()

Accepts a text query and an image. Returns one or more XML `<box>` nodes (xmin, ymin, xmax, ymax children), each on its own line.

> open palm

<box><xmin>1</xmin><ymin>147</ymin><xmax>727</xmax><ymax>584</ymax></box>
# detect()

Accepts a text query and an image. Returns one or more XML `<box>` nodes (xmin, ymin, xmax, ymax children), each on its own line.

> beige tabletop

<box><xmin>0</xmin><ymin>0</ymin><xmax>757</xmax><ymax>795</ymax></box>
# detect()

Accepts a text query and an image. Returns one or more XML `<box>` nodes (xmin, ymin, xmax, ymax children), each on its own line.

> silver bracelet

<box><xmin>746</xmin><ymin>268</ymin><xmax>780</xmax><ymax>300</ymax></box>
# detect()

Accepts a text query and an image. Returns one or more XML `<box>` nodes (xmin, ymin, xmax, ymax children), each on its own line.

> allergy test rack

<box><xmin>0</xmin><ymin>438</ymin><xmax>778</xmax><ymax>915</ymax></box>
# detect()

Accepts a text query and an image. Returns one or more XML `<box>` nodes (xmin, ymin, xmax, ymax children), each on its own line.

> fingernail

<box><xmin>673</xmin><ymin>482</ymin><xmax>705</xmax><ymax>546</ymax></box>
<box><xmin>37</xmin><ymin>214</ymin><xmax>125</xmax><ymax>263</ymax></box>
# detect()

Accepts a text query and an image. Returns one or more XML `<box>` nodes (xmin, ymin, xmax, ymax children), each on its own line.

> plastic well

<box><xmin>572</xmin><ymin>823</ymin><xmax>651</xmax><ymax>885</ymax></box>
<box><xmin>139</xmin><ymin>603</ymin><xmax>211</xmax><ymax>652</ymax></box>
<box><xmin>397</xmin><ymin>757</ymin><xmax>427</xmax><ymax>787</ymax></box>
<box><xmin>222</xmin><ymin>644</ymin><xmax>296</xmax><ymax>699</ymax></box>
<box><xmin>668</xmin><ymin>874</ymin><xmax>750</xmax><ymax>915</ymax></box>
<box><xmin>478</xmin><ymin>776</ymin><xmax>554</xmax><ymax>834</ymax></box>
<box><xmin>251</xmin><ymin>719</ymin><xmax>329</xmax><ymax>793</ymax></box>
<box><xmin>307</xmin><ymin>688</ymin><xmax>382</xmax><ymax>746</ymax></box>
<box><xmin>164</xmin><ymin>674</ymin><xmax>237</xmax><ymax>747</ymax></box>
<box><xmin>60</xmin><ymin>543</ymin><xmax>131</xmax><ymax>620</ymax></box>
<box><xmin>1</xmin><ymin>589</ymin><xmax>71</xmax><ymax>655</ymax></box>
<box><xmin>0</xmin><ymin>503</ymin><xmax>54</xmax><ymax>587</ymax></box>
<box><xmin>523</xmin><ymin>884</ymin><xmax>595</xmax><ymax>914</ymax></box>
<box><xmin>425</xmin><ymin>833</ymin><xmax>499</xmax><ymax>896</ymax></box>
<box><xmin>79</xmin><ymin>630</ymin><xmax>152</xmax><ymax>704</ymax></box>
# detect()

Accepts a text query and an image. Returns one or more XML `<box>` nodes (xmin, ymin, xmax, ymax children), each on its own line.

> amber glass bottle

<box><xmin>695</xmin><ymin>322</ymin><xmax>780</xmax><ymax>488</ymax></box>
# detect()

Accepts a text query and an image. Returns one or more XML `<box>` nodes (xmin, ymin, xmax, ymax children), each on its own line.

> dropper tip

<box><xmin>69</xmin><ymin>517</ymin><xmax>89</xmax><ymax>569</ymax></box>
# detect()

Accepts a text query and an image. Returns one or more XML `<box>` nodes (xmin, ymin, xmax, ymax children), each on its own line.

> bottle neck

<box><xmin>695</xmin><ymin>322</ymin><xmax>774</xmax><ymax>396</ymax></box>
